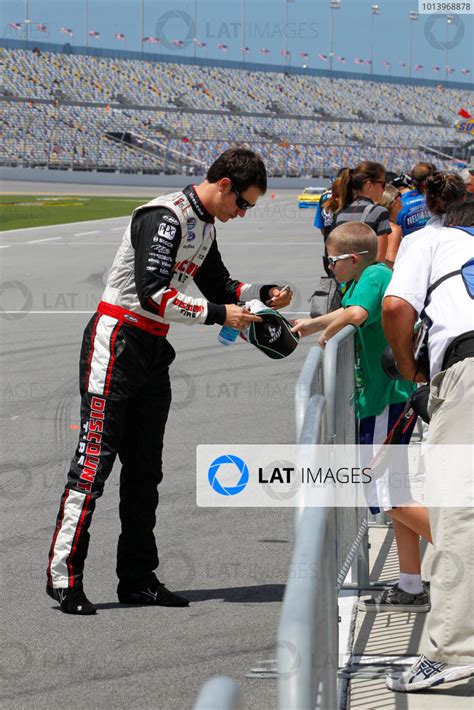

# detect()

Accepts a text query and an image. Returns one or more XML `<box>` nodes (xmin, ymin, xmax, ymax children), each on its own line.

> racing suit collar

<box><xmin>184</xmin><ymin>185</ymin><xmax>214</xmax><ymax>224</ymax></box>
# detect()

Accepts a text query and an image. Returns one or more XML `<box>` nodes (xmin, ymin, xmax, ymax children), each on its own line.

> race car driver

<box><xmin>46</xmin><ymin>148</ymin><xmax>292</xmax><ymax>615</ymax></box>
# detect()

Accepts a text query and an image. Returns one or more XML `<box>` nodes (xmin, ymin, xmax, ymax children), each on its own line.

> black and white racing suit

<box><xmin>47</xmin><ymin>185</ymin><xmax>277</xmax><ymax>594</ymax></box>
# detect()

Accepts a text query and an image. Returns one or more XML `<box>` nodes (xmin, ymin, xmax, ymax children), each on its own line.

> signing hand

<box><xmin>224</xmin><ymin>304</ymin><xmax>262</xmax><ymax>330</ymax></box>
<box><xmin>267</xmin><ymin>285</ymin><xmax>293</xmax><ymax>309</ymax></box>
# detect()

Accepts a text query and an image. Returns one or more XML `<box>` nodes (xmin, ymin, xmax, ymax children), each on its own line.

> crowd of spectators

<box><xmin>303</xmin><ymin>160</ymin><xmax>474</xmax><ymax>693</ymax></box>
<box><xmin>1</xmin><ymin>47</ymin><xmax>470</xmax><ymax>176</ymax></box>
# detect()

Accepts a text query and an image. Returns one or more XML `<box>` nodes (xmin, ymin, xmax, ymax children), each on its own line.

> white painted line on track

<box><xmin>0</xmin><ymin>215</ymin><xmax>128</xmax><ymax>236</ymax></box>
<box><xmin>74</xmin><ymin>230</ymin><xmax>100</xmax><ymax>236</ymax></box>
<box><xmin>0</xmin><ymin>241</ymin><xmax>314</xmax><ymax>248</ymax></box>
<box><xmin>26</xmin><ymin>237</ymin><xmax>62</xmax><ymax>244</ymax></box>
<box><xmin>0</xmin><ymin>245</ymin><xmax>11</xmax><ymax>249</ymax></box>
<box><xmin>111</xmin><ymin>227</ymin><xmax>125</xmax><ymax>231</ymax></box>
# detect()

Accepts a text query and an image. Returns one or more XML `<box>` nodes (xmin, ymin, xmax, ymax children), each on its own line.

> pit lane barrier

<box><xmin>193</xmin><ymin>327</ymin><xmax>379</xmax><ymax>708</ymax></box>
<box><xmin>277</xmin><ymin>327</ymin><xmax>371</xmax><ymax>708</ymax></box>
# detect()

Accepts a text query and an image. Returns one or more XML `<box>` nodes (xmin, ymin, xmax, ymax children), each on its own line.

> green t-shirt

<box><xmin>341</xmin><ymin>263</ymin><xmax>415</xmax><ymax>419</ymax></box>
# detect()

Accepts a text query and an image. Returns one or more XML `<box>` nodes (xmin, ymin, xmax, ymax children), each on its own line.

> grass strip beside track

<box><xmin>0</xmin><ymin>195</ymin><xmax>149</xmax><ymax>231</ymax></box>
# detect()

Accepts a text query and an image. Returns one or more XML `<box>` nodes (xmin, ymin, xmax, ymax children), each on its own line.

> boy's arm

<box><xmin>319</xmin><ymin>306</ymin><xmax>367</xmax><ymax>347</ymax></box>
<box><xmin>291</xmin><ymin>308</ymin><xmax>345</xmax><ymax>337</ymax></box>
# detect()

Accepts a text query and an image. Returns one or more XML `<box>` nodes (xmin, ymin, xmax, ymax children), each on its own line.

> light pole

<box><xmin>193</xmin><ymin>0</ymin><xmax>198</xmax><ymax>60</ymax></box>
<box><xmin>284</xmin><ymin>0</ymin><xmax>296</xmax><ymax>71</ymax></box>
<box><xmin>408</xmin><ymin>10</ymin><xmax>418</xmax><ymax>79</ymax></box>
<box><xmin>370</xmin><ymin>5</ymin><xmax>380</xmax><ymax>76</ymax></box>
<box><xmin>140</xmin><ymin>0</ymin><xmax>144</xmax><ymax>58</ymax></box>
<box><xmin>329</xmin><ymin>0</ymin><xmax>341</xmax><ymax>74</ymax></box>
<box><xmin>85</xmin><ymin>0</ymin><xmax>88</xmax><ymax>48</ymax></box>
<box><xmin>445</xmin><ymin>14</ymin><xmax>454</xmax><ymax>81</ymax></box>
<box><xmin>241</xmin><ymin>0</ymin><xmax>246</xmax><ymax>67</ymax></box>
<box><xmin>24</xmin><ymin>0</ymin><xmax>29</xmax><ymax>44</ymax></box>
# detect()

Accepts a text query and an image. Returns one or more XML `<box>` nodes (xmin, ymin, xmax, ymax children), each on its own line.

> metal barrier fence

<box><xmin>194</xmin><ymin>330</ymin><xmax>371</xmax><ymax>708</ymax></box>
<box><xmin>277</xmin><ymin>394</ymin><xmax>339</xmax><ymax>710</ymax></box>
<box><xmin>324</xmin><ymin>327</ymin><xmax>370</xmax><ymax>591</ymax></box>
<box><xmin>278</xmin><ymin>329</ymin><xmax>371</xmax><ymax>708</ymax></box>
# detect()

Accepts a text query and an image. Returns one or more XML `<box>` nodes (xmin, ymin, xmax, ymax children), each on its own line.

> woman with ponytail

<box><xmin>335</xmin><ymin>161</ymin><xmax>391</xmax><ymax>263</ymax></box>
<box><xmin>424</xmin><ymin>172</ymin><xmax>466</xmax><ymax>226</ymax></box>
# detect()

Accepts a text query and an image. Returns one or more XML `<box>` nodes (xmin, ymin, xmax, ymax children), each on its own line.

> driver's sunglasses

<box><xmin>327</xmin><ymin>250</ymin><xmax>369</xmax><ymax>266</ymax></box>
<box><xmin>231</xmin><ymin>181</ymin><xmax>255</xmax><ymax>211</ymax></box>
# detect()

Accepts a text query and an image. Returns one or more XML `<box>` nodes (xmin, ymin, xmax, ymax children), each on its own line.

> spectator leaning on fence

<box><xmin>382</xmin><ymin>200</ymin><xmax>474</xmax><ymax>692</ymax></box>
<box><xmin>292</xmin><ymin>223</ymin><xmax>433</xmax><ymax>613</ymax></box>
<box><xmin>334</xmin><ymin>161</ymin><xmax>391</xmax><ymax>264</ymax></box>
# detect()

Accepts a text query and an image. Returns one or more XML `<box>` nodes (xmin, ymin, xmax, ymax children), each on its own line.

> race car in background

<box><xmin>297</xmin><ymin>186</ymin><xmax>326</xmax><ymax>208</ymax></box>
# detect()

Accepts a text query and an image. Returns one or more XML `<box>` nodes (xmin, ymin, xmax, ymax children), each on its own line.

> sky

<box><xmin>2</xmin><ymin>0</ymin><xmax>473</xmax><ymax>84</ymax></box>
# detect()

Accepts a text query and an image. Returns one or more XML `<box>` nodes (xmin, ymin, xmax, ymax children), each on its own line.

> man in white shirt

<box><xmin>382</xmin><ymin>200</ymin><xmax>474</xmax><ymax>692</ymax></box>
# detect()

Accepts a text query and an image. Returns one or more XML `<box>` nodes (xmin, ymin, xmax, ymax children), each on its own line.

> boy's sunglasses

<box><xmin>231</xmin><ymin>181</ymin><xmax>255</xmax><ymax>211</ymax></box>
<box><xmin>327</xmin><ymin>250</ymin><xmax>369</xmax><ymax>266</ymax></box>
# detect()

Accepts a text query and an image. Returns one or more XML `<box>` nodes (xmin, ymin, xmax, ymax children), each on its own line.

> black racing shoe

<box><xmin>46</xmin><ymin>584</ymin><xmax>97</xmax><ymax>615</ymax></box>
<box><xmin>118</xmin><ymin>581</ymin><xmax>190</xmax><ymax>607</ymax></box>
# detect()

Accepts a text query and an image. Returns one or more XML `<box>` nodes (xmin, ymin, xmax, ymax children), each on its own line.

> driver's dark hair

<box><xmin>207</xmin><ymin>147</ymin><xmax>267</xmax><ymax>193</ymax></box>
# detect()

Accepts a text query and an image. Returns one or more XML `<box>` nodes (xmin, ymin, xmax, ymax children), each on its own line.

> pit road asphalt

<box><xmin>0</xmin><ymin>188</ymin><xmax>325</xmax><ymax>709</ymax></box>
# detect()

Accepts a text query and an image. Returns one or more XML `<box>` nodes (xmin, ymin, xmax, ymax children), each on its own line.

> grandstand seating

<box><xmin>1</xmin><ymin>47</ymin><xmax>471</xmax><ymax>176</ymax></box>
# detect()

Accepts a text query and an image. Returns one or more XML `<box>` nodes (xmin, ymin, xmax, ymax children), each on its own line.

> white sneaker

<box><xmin>386</xmin><ymin>654</ymin><xmax>474</xmax><ymax>692</ymax></box>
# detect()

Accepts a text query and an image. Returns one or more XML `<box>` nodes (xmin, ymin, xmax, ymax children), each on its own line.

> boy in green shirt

<box><xmin>292</xmin><ymin>222</ymin><xmax>432</xmax><ymax>613</ymax></box>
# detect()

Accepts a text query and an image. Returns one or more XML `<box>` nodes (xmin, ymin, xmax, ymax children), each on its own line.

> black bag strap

<box><xmin>424</xmin><ymin>269</ymin><xmax>461</xmax><ymax>302</ymax></box>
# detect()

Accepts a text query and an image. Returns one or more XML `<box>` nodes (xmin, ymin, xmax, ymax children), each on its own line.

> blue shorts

<box><xmin>358</xmin><ymin>402</ymin><xmax>416</xmax><ymax>513</ymax></box>
<box><xmin>358</xmin><ymin>401</ymin><xmax>415</xmax><ymax>446</ymax></box>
